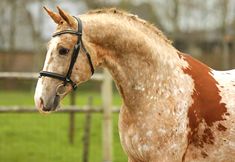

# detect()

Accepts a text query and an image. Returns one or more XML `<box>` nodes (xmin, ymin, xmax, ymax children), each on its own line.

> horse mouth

<box><xmin>40</xmin><ymin>95</ymin><xmax>61</xmax><ymax>112</ymax></box>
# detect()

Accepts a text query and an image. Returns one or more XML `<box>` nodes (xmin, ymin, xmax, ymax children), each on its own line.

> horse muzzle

<box><xmin>35</xmin><ymin>94</ymin><xmax>60</xmax><ymax>112</ymax></box>
<box><xmin>34</xmin><ymin>84</ymin><xmax>62</xmax><ymax>113</ymax></box>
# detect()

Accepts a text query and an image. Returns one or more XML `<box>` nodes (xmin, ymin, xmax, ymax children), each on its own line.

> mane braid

<box><xmin>87</xmin><ymin>8</ymin><xmax>172</xmax><ymax>44</ymax></box>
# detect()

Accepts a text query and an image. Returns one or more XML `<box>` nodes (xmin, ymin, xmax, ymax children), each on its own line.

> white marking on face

<box><xmin>43</xmin><ymin>37</ymin><xmax>60</xmax><ymax>71</ymax></box>
<box><xmin>34</xmin><ymin>37</ymin><xmax>60</xmax><ymax>109</ymax></box>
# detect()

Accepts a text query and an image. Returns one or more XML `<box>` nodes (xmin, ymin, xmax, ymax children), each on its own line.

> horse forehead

<box><xmin>43</xmin><ymin>37</ymin><xmax>60</xmax><ymax>70</ymax></box>
<box><xmin>48</xmin><ymin>37</ymin><xmax>60</xmax><ymax>51</ymax></box>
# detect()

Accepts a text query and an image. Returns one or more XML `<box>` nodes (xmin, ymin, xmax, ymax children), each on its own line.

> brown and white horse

<box><xmin>34</xmin><ymin>7</ymin><xmax>235</xmax><ymax>162</ymax></box>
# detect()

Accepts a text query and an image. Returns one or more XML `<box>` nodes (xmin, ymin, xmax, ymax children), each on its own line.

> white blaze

<box><xmin>43</xmin><ymin>37</ymin><xmax>59</xmax><ymax>71</ymax></box>
<box><xmin>34</xmin><ymin>37</ymin><xmax>59</xmax><ymax>109</ymax></box>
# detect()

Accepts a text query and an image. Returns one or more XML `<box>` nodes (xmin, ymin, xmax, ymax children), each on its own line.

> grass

<box><xmin>0</xmin><ymin>90</ymin><xmax>123</xmax><ymax>106</ymax></box>
<box><xmin>0</xmin><ymin>90</ymin><xmax>127</xmax><ymax>162</ymax></box>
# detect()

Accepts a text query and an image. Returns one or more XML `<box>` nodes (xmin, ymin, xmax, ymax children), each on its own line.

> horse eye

<box><xmin>59</xmin><ymin>47</ymin><xmax>69</xmax><ymax>55</ymax></box>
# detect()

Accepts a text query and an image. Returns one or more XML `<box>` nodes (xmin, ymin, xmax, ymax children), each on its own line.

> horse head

<box><xmin>34</xmin><ymin>6</ymin><xmax>95</xmax><ymax>113</ymax></box>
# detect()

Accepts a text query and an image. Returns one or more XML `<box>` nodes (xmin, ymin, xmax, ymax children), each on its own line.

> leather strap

<box><xmin>39</xmin><ymin>16</ymin><xmax>94</xmax><ymax>90</ymax></box>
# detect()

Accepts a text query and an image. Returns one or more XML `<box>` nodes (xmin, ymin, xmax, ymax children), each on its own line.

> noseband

<box><xmin>39</xmin><ymin>17</ymin><xmax>94</xmax><ymax>90</ymax></box>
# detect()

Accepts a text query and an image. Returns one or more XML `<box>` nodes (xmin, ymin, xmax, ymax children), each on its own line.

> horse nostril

<box><xmin>38</xmin><ymin>96</ymin><xmax>59</xmax><ymax>112</ymax></box>
<box><xmin>39</xmin><ymin>97</ymin><xmax>51</xmax><ymax>111</ymax></box>
<box><xmin>39</xmin><ymin>97</ymin><xmax>44</xmax><ymax>108</ymax></box>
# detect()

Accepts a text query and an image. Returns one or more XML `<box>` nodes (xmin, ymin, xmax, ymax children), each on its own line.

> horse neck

<box><xmin>82</xmin><ymin>13</ymin><xmax>188</xmax><ymax>109</ymax></box>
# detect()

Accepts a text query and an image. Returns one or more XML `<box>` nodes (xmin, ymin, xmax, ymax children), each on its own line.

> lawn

<box><xmin>0</xmin><ymin>90</ymin><xmax>127</xmax><ymax>162</ymax></box>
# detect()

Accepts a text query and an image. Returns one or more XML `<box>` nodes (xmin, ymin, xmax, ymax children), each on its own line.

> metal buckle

<box><xmin>56</xmin><ymin>84</ymin><xmax>67</xmax><ymax>96</ymax></box>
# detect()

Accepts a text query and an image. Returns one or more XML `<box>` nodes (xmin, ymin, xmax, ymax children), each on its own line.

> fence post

<box><xmin>83</xmin><ymin>96</ymin><xmax>93</xmax><ymax>162</ymax></box>
<box><xmin>101</xmin><ymin>69</ymin><xmax>113</xmax><ymax>162</ymax></box>
<box><xmin>70</xmin><ymin>91</ymin><xmax>76</xmax><ymax>105</ymax></box>
<box><xmin>69</xmin><ymin>111</ymin><xmax>75</xmax><ymax>144</ymax></box>
<box><xmin>69</xmin><ymin>91</ymin><xmax>76</xmax><ymax>144</ymax></box>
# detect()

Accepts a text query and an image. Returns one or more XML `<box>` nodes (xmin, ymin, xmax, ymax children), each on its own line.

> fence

<box><xmin>0</xmin><ymin>71</ymin><xmax>117</xmax><ymax>162</ymax></box>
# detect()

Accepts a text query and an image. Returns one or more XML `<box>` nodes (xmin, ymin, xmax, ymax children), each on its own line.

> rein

<box><xmin>39</xmin><ymin>16</ymin><xmax>94</xmax><ymax>90</ymax></box>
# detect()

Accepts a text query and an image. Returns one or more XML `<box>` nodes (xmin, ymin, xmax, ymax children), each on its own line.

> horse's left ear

<box><xmin>43</xmin><ymin>6</ymin><xmax>62</xmax><ymax>24</ymax></box>
<box><xmin>57</xmin><ymin>6</ymin><xmax>76</xmax><ymax>28</ymax></box>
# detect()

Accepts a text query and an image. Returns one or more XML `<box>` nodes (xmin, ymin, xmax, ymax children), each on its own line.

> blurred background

<box><xmin>0</xmin><ymin>0</ymin><xmax>234</xmax><ymax>162</ymax></box>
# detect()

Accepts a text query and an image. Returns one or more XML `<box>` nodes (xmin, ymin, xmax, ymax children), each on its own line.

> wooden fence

<box><xmin>0</xmin><ymin>71</ymin><xmax>116</xmax><ymax>162</ymax></box>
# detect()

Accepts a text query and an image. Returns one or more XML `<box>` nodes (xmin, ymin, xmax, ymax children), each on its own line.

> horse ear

<box><xmin>43</xmin><ymin>6</ymin><xmax>62</xmax><ymax>24</ymax></box>
<box><xmin>57</xmin><ymin>6</ymin><xmax>76</xmax><ymax>28</ymax></box>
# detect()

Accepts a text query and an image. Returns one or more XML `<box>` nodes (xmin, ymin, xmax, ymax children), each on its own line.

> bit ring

<box><xmin>56</xmin><ymin>84</ymin><xmax>67</xmax><ymax>96</ymax></box>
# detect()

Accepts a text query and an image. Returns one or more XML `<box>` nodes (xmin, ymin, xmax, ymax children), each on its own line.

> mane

<box><xmin>87</xmin><ymin>8</ymin><xmax>172</xmax><ymax>44</ymax></box>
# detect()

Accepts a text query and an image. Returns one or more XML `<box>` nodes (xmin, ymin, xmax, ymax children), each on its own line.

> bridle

<box><xmin>39</xmin><ymin>16</ymin><xmax>94</xmax><ymax>91</ymax></box>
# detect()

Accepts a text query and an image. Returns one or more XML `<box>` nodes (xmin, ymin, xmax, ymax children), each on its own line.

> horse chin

<box><xmin>38</xmin><ymin>108</ymin><xmax>52</xmax><ymax>115</ymax></box>
<box><xmin>39</xmin><ymin>104</ymin><xmax>60</xmax><ymax>114</ymax></box>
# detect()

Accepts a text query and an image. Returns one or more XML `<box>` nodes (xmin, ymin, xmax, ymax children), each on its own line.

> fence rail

<box><xmin>0</xmin><ymin>106</ymin><xmax>120</xmax><ymax>113</ymax></box>
<box><xmin>0</xmin><ymin>72</ymin><xmax>104</xmax><ymax>81</ymax></box>
<box><xmin>0</xmin><ymin>71</ymin><xmax>114</xmax><ymax>162</ymax></box>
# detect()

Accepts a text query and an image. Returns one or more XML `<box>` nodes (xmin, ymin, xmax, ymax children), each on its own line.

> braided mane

<box><xmin>87</xmin><ymin>8</ymin><xmax>172</xmax><ymax>44</ymax></box>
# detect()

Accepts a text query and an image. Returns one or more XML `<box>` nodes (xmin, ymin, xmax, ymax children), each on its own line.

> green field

<box><xmin>0</xmin><ymin>90</ymin><xmax>127</xmax><ymax>162</ymax></box>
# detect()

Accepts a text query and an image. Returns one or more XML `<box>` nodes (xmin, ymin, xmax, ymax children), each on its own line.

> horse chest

<box><xmin>118</xmin><ymin>105</ymin><xmax>188</xmax><ymax>161</ymax></box>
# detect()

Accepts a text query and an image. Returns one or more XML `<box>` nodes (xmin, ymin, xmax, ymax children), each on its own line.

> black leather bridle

<box><xmin>39</xmin><ymin>16</ymin><xmax>94</xmax><ymax>90</ymax></box>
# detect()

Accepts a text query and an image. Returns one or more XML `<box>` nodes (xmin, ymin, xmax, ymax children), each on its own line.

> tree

<box><xmin>220</xmin><ymin>0</ymin><xmax>230</xmax><ymax>69</ymax></box>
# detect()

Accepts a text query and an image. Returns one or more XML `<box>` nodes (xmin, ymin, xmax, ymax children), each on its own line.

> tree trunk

<box><xmin>221</xmin><ymin>0</ymin><xmax>230</xmax><ymax>70</ymax></box>
<box><xmin>9</xmin><ymin>0</ymin><xmax>17</xmax><ymax>50</ymax></box>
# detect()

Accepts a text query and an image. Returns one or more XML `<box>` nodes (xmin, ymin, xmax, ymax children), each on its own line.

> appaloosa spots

<box><xmin>217</xmin><ymin>123</ymin><xmax>227</xmax><ymax>131</ymax></box>
<box><xmin>179</xmin><ymin>53</ymin><xmax>228</xmax><ymax>148</ymax></box>
<box><xmin>201</xmin><ymin>151</ymin><xmax>208</xmax><ymax>158</ymax></box>
<box><xmin>146</xmin><ymin>131</ymin><xmax>153</xmax><ymax>137</ymax></box>
<box><xmin>39</xmin><ymin>7</ymin><xmax>235</xmax><ymax>161</ymax></box>
<box><xmin>202</xmin><ymin>128</ymin><xmax>214</xmax><ymax>145</ymax></box>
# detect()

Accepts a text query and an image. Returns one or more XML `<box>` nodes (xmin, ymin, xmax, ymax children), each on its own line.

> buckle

<box><xmin>72</xmin><ymin>84</ymin><xmax>77</xmax><ymax>90</ymax></box>
<box><xmin>65</xmin><ymin>77</ymin><xmax>71</xmax><ymax>82</ymax></box>
<box><xmin>56</xmin><ymin>84</ymin><xmax>67</xmax><ymax>96</ymax></box>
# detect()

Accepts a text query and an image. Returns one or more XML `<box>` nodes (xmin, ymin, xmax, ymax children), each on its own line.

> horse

<box><xmin>34</xmin><ymin>6</ymin><xmax>235</xmax><ymax>162</ymax></box>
